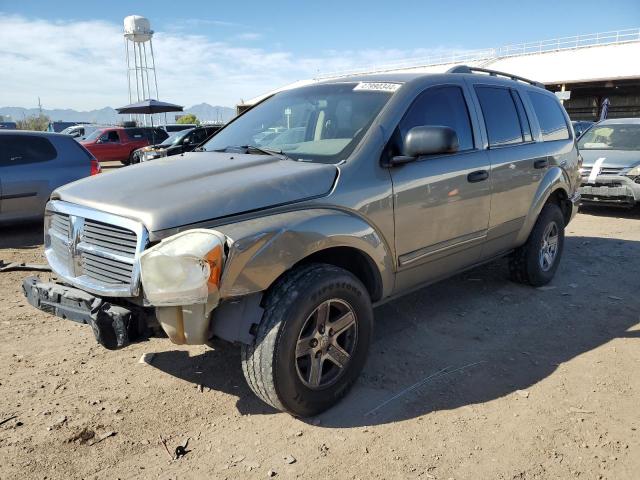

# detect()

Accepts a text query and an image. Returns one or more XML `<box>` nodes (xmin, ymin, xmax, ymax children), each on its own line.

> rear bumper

<box><xmin>22</xmin><ymin>277</ymin><xmax>153</xmax><ymax>349</ymax></box>
<box><xmin>579</xmin><ymin>175</ymin><xmax>640</xmax><ymax>206</ymax></box>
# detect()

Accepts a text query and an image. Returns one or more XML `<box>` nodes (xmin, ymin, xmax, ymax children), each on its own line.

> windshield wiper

<box><xmin>216</xmin><ymin>145</ymin><xmax>295</xmax><ymax>161</ymax></box>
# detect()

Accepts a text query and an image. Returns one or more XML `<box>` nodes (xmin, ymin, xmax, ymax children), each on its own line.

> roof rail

<box><xmin>447</xmin><ymin>65</ymin><xmax>545</xmax><ymax>88</ymax></box>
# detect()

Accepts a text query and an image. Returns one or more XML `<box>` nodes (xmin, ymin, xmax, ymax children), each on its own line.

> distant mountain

<box><xmin>0</xmin><ymin>103</ymin><xmax>236</xmax><ymax>125</ymax></box>
<box><xmin>185</xmin><ymin>104</ymin><xmax>235</xmax><ymax>123</ymax></box>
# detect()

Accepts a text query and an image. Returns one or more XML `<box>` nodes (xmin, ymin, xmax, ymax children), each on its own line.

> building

<box><xmin>239</xmin><ymin>28</ymin><xmax>640</xmax><ymax>121</ymax></box>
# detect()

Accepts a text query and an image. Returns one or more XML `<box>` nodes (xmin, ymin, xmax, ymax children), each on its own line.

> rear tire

<box><xmin>241</xmin><ymin>264</ymin><xmax>373</xmax><ymax>417</ymax></box>
<box><xmin>509</xmin><ymin>203</ymin><xmax>565</xmax><ymax>286</ymax></box>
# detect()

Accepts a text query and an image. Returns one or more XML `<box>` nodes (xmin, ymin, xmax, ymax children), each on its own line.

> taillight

<box><xmin>90</xmin><ymin>158</ymin><xmax>101</xmax><ymax>175</ymax></box>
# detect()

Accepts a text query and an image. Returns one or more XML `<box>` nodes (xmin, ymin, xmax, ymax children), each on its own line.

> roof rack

<box><xmin>447</xmin><ymin>65</ymin><xmax>545</xmax><ymax>89</ymax></box>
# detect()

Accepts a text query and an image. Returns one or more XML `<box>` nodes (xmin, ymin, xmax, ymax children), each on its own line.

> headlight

<box><xmin>139</xmin><ymin>229</ymin><xmax>226</xmax><ymax>306</ymax></box>
<box><xmin>627</xmin><ymin>165</ymin><xmax>640</xmax><ymax>177</ymax></box>
<box><xmin>143</xmin><ymin>149</ymin><xmax>167</xmax><ymax>161</ymax></box>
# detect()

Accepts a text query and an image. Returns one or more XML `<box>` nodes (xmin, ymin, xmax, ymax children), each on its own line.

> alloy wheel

<box><xmin>295</xmin><ymin>299</ymin><xmax>358</xmax><ymax>389</ymax></box>
<box><xmin>539</xmin><ymin>221</ymin><xmax>559</xmax><ymax>272</ymax></box>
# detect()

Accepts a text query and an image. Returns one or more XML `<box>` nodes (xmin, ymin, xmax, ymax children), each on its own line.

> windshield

<box><xmin>61</xmin><ymin>126</ymin><xmax>77</xmax><ymax>135</ymax></box>
<box><xmin>82</xmin><ymin>129</ymin><xmax>104</xmax><ymax>142</ymax></box>
<box><xmin>578</xmin><ymin>123</ymin><xmax>640</xmax><ymax>151</ymax></box>
<box><xmin>163</xmin><ymin>128</ymin><xmax>193</xmax><ymax>146</ymax></box>
<box><xmin>202</xmin><ymin>82</ymin><xmax>397</xmax><ymax>163</ymax></box>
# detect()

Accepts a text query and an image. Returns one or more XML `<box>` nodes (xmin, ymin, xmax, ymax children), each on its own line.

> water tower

<box><xmin>123</xmin><ymin>15</ymin><xmax>159</xmax><ymax>124</ymax></box>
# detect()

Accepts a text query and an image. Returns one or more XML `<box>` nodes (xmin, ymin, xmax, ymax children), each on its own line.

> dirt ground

<box><xmin>0</xmin><ymin>207</ymin><xmax>638</xmax><ymax>480</ymax></box>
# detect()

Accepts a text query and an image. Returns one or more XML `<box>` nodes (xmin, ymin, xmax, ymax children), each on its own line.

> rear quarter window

<box><xmin>0</xmin><ymin>135</ymin><xmax>57</xmax><ymax>165</ymax></box>
<box><xmin>527</xmin><ymin>91</ymin><xmax>570</xmax><ymax>141</ymax></box>
<box><xmin>59</xmin><ymin>136</ymin><xmax>94</xmax><ymax>162</ymax></box>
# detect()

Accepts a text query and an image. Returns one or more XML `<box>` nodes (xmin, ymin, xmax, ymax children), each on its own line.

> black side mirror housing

<box><xmin>391</xmin><ymin>126</ymin><xmax>459</xmax><ymax>166</ymax></box>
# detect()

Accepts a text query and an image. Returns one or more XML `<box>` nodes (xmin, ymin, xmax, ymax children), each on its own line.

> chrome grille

<box><xmin>81</xmin><ymin>253</ymin><xmax>135</xmax><ymax>284</ymax></box>
<box><xmin>44</xmin><ymin>201</ymin><xmax>147</xmax><ymax>297</ymax></box>
<box><xmin>82</xmin><ymin>219</ymin><xmax>138</xmax><ymax>258</ymax></box>
<box><xmin>581</xmin><ymin>166</ymin><xmax>624</xmax><ymax>177</ymax></box>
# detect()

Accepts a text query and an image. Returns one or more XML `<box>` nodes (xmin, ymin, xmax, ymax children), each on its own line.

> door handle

<box><xmin>534</xmin><ymin>159</ymin><xmax>549</xmax><ymax>169</ymax></box>
<box><xmin>467</xmin><ymin>170</ymin><xmax>489</xmax><ymax>183</ymax></box>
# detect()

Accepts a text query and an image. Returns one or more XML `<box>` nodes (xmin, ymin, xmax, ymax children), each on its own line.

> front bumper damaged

<box><xmin>22</xmin><ymin>276</ymin><xmax>262</xmax><ymax>349</ymax></box>
<box><xmin>22</xmin><ymin>277</ymin><xmax>153</xmax><ymax>349</ymax></box>
<box><xmin>578</xmin><ymin>175</ymin><xmax>640</xmax><ymax>206</ymax></box>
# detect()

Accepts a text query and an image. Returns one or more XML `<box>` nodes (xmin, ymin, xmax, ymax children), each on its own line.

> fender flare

<box><xmin>515</xmin><ymin>166</ymin><xmax>571</xmax><ymax>245</ymax></box>
<box><xmin>216</xmin><ymin>208</ymin><xmax>395</xmax><ymax>300</ymax></box>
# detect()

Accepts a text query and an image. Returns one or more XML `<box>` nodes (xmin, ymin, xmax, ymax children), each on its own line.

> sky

<box><xmin>0</xmin><ymin>0</ymin><xmax>638</xmax><ymax>110</ymax></box>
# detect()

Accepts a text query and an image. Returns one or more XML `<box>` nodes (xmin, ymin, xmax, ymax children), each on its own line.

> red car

<box><xmin>80</xmin><ymin>127</ymin><xmax>168</xmax><ymax>163</ymax></box>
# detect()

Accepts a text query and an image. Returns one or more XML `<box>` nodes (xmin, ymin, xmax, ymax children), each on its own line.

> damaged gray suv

<box><xmin>24</xmin><ymin>66</ymin><xmax>580</xmax><ymax>416</ymax></box>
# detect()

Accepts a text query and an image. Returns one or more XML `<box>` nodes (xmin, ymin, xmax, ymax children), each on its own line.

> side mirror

<box><xmin>391</xmin><ymin>126</ymin><xmax>459</xmax><ymax>165</ymax></box>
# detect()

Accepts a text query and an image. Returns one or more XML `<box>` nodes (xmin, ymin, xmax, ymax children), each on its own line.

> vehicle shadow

<box><xmin>150</xmin><ymin>344</ymin><xmax>279</xmax><ymax>415</ymax></box>
<box><xmin>150</xmin><ymin>235</ymin><xmax>640</xmax><ymax>426</ymax></box>
<box><xmin>0</xmin><ymin>221</ymin><xmax>43</xmax><ymax>249</ymax></box>
<box><xmin>579</xmin><ymin>204</ymin><xmax>640</xmax><ymax>220</ymax></box>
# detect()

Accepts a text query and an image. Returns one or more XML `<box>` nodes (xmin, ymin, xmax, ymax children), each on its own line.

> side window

<box><xmin>511</xmin><ymin>90</ymin><xmax>532</xmax><ymax>142</ymax></box>
<box><xmin>528</xmin><ymin>91</ymin><xmax>570</xmax><ymax>141</ymax></box>
<box><xmin>192</xmin><ymin>130</ymin><xmax>207</xmax><ymax>143</ymax></box>
<box><xmin>0</xmin><ymin>135</ymin><xmax>57</xmax><ymax>165</ymax></box>
<box><xmin>475</xmin><ymin>86</ymin><xmax>525</xmax><ymax>147</ymax></box>
<box><xmin>399</xmin><ymin>86</ymin><xmax>474</xmax><ymax>152</ymax></box>
<box><xmin>127</xmin><ymin>128</ymin><xmax>143</xmax><ymax>139</ymax></box>
<box><xmin>155</xmin><ymin>128</ymin><xmax>168</xmax><ymax>142</ymax></box>
<box><xmin>107</xmin><ymin>131</ymin><xmax>120</xmax><ymax>142</ymax></box>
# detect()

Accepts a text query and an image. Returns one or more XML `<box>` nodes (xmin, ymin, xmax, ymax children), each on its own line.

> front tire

<box><xmin>241</xmin><ymin>264</ymin><xmax>373</xmax><ymax>417</ymax></box>
<box><xmin>509</xmin><ymin>203</ymin><xmax>565</xmax><ymax>286</ymax></box>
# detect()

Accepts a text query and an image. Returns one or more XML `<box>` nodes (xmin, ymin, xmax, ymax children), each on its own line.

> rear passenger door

<box><xmin>389</xmin><ymin>84</ymin><xmax>492</xmax><ymax>290</ymax></box>
<box><xmin>472</xmin><ymin>85</ymin><xmax>549</xmax><ymax>256</ymax></box>
<box><xmin>0</xmin><ymin>135</ymin><xmax>57</xmax><ymax>221</ymax></box>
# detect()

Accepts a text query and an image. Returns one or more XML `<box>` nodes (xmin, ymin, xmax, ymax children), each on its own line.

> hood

<box><xmin>53</xmin><ymin>152</ymin><xmax>338</xmax><ymax>232</ymax></box>
<box><xmin>580</xmin><ymin>149</ymin><xmax>640</xmax><ymax>169</ymax></box>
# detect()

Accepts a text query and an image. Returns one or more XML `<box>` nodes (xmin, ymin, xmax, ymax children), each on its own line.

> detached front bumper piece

<box><xmin>22</xmin><ymin>277</ymin><xmax>148</xmax><ymax>350</ymax></box>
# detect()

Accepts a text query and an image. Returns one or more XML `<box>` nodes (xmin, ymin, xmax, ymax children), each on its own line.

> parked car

<box><xmin>130</xmin><ymin>125</ymin><xmax>222</xmax><ymax>164</ymax></box>
<box><xmin>571</xmin><ymin>120</ymin><xmax>594</xmax><ymax>138</ymax></box>
<box><xmin>0</xmin><ymin>121</ymin><xmax>17</xmax><ymax>130</ymax></box>
<box><xmin>23</xmin><ymin>66</ymin><xmax>580</xmax><ymax>416</ymax></box>
<box><xmin>164</xmin><ymin>124</ymin><xmax>197</xmax><ymax>132</ymax></box>
<box><xmin>0</xmin><ymin>131</ymin><xmax>99</xmax><ymax>223</ymax></box>
<box><xmin>60</xmin><ymin>124</ymin><xmax>104</xmax><ymax>140</ymax></box>
<box><xmin>577</xmin><ymin>118</ymin><xmax>640</xmax><ymax>207</ymax></box>
<box><xmin>80</xmin><ymin>127</ymin><xmax>168</xmax><ymax>163</ymax></box>
<box><xmin>48</xmin><ymin>121</ymin><xmax>79</xmax><ymax>133</ymax></box>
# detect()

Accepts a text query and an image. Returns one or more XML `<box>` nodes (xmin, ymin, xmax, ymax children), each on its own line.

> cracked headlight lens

<box><xmin>140</xmin><ymin>229</ymin><xmax>225</xmax><ymax>306</ymax></box>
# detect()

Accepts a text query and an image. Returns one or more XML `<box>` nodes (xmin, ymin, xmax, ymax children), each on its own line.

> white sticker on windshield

<box><xmin>353</xmin><ymin>82</ymin><xmax>402</xmax><ymax>92</ymax></box>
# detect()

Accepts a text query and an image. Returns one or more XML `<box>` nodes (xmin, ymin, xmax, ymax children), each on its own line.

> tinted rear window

<box><xmin>528</xmin><ymin>91</ymin><xmax>570</xmax><ymax>141</ymax></box>
<box><xmin>475</xmin><ymin>86</ymin><xmax>524</xmax><ymax>147</ymax></box>
<box><xmin>0</xmin><ymin>135</ymin><xmax>57</xmax><ymax>165</ymax></box>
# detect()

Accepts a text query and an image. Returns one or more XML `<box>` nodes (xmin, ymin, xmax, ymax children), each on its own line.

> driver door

<box><xmin>390</xmin><ymin>84</ymin><xmax>492</xmax><ymax>291</ymax></box>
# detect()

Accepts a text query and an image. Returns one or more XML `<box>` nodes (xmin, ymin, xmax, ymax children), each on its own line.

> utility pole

<box><xmin>38</xmin><ymin>97</ymin><xmax>43</xmax><ymax>116</ymax></box>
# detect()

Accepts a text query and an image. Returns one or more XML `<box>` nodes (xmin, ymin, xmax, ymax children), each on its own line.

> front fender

<box><xmin>515</xmin><ymin>166</ymin><xmax>572</xmax><ymax>245</ymax></box>
<box><xmin>215</xmin><ymin>209</ymin><xmax>395</xmax><ymax>299</ymax></box>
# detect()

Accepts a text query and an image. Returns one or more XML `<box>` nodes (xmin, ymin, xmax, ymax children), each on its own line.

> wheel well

<box><xmin>546</xmin><ymin>188</ymin><xmax>571</xmax><ymax>225</ymax></box>
<box><xmin>295</xmin><ymin>247</ymin><xmax>383</xmax><ymax>302</ymax></box>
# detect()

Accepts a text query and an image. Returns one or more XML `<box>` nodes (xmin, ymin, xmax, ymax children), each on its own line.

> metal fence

<box><xmin>316</xmin><ymin>28</ymin><xmax>640</xmax><ymax>80</ymax></box>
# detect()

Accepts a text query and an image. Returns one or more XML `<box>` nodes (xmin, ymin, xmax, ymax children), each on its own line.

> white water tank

<box><xmin>124</xmin><ymin>15</ymin><xmax>153</xmax><ymax>42</ymax></box>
